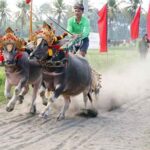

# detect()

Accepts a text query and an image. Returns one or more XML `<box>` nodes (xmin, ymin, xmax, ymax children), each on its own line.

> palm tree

<box><xmin>63</xmin><ymin>5</ymin><xmax>73</xmax><ymax>28</ymax></box>
<box><xmin>52</xmin><ymin>0</ymin><xmax>67</xmax><ymax>24</ymax></box>
<box><xmin>123</xmin><ymin>0</ymin><xmax>142</xmax><ymax>22</ymax></box>
<box><xmin>107</xmin><ymin>0</ymin><xmax>119</xmax><ymax>40</ymax></box>
<box><xmin>88</xmin><ymin>8</ymin><xmax>99</xmax><ymax>32</ymax></box>
<box><xmin>0</xmin><ymin>0</ymin><xmax>11</xmax><ymax>27</ymax></box>
<box><xmin>108</xmin><ymin>0</ymin><xmax>119</xmax><ymax>22</ymax></box>
<box><xmin>39</xmin><ymin>3</ymin><xmax>52</xmax><ymax>20</ymax></box>
<box><xmin>16</xmin><ymin>0</ymin><xmax>29</xmax><ymax>34</ymax></box>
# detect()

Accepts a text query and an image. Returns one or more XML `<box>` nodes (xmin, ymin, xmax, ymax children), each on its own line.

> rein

<box><xmin>37</xmin><ymin>57</ymin><xmax>68</xmax><ymax>77</ymax></box>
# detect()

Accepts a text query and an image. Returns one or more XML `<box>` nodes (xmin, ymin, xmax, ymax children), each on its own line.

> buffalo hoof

<box><xmin>18</xmin><ymin>95</ymin><xmax>24</xmax><ymax>104</ymax></box>
<box><xmin>77</xmin><ymin>109</ymin><xmax>98</xmax><ymax>118</ymax></box>
<box><xmin>30</xmin><ymin>105</ymin><xmax>36</xmax><ymax>115</ymax></box>
<box><xmin>40</xmin><ymin>91</ymin><xmax>45</xmax><ymax>97</ymax></box>
<box><xmin>39</xmin><ymin>112</ymin><xmax>48</xmax><ymax>119</ymax></box>
<box><xmin>57</xmin><ymin>113</ymin><xmax>65</xmax><ymax>121</ymax></box>
<box><xmin>6</xmin><ymin>106</ymin><xmax>14</xmax><ymax>112</ymax></box>
<box><xmin>6</xmin><ymin>96</ymin><xmax>12</xmax><ymax>100</ymax></box>
<box><xmin>15</xmin><ymin>88</ymin><xmax>20</xmax><ymax>95</ymax></box>
<box><xmin>42</xmin><ymin>101</ymin><xmax>47</xmax><ymax>106</ymax></box>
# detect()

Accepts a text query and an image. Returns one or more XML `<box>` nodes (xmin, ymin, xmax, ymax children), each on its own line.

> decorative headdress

<box><xmin>33</xmin><ymin>22</ymin><xmax>56</xmax><ymax>47</ymax></box>
<box><xmin>0</xmin><ymin>27</ymin><xmax>23</xmax><ymax>50</ymax></box>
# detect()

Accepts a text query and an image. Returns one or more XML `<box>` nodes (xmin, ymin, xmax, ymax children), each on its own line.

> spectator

<box><xmin>138</xmin><ymin>34</ymin><xmax>149</xmax><ymax>59</ymax></box>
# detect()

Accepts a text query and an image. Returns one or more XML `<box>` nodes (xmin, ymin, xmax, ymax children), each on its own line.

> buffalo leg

<box><xmin>6</xmin><ymin>77</ymin><xmax>28</xmax><ymax>112</ymax></box>
<box><xmin>6</xmin><ymin>89</ymin><xmax>19</xmax><ymax>112</ymax></box>
<box><xmin>40</xmin><ymin>84</ymin><xmax>64</xmax><ymax>119</ymax></box>
<box><xmin>4</xmin><ymin>79</ymin><xmax>12</xmax><ymax>100</ymax></box>
<box><xmin>30</xmin><ymin>80</ymin><xmax>41</xmax><ymax>114</ymax></box>
<box><xmin>83</xmin><ymin>89</ymin><xmax>94</xmax><ymax>109</ymax></box>
<box><xmin>57</xmin><ymin>96</ymin><xmax>71</xmax><ymax>120</ymax></box>
<box><xmin>15</xmin><ymin>77</ymin><xmax>28</xmax><ymax>94</ymax></box>
<box><xmin>18</xmin><ymin>86</ymin><xmax>29</xmax><ymax>104</ymax></box>
<box><xmin>39</xmin><ymin>83</ymin><xmax>48</xmax><ymax>106</ymax></box>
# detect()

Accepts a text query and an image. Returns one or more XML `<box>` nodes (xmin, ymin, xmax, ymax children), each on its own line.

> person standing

<box><xmin>67</xmin><ymin>3</ymin><xmax>90</xmax><ymax>57</ymax></box>
<box><xmin>138</xmin><ymin>34</ymin><xmax>149</xmax><ymax>59</ymax></box>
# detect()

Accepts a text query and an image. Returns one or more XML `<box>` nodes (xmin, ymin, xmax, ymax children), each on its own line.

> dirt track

<box><xmin>0</xmin><ymin>61</ymin><xmax>150</xmax><ymax>150</ymax></box>
<box><xmin>0</xmin><ymin>91</ymin><xmax>150</xmax><ymax>150</ymax></box>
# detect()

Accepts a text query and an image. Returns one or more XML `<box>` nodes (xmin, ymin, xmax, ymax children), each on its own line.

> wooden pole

<box><xmin>29</xmin><ymin>0</ymin><xmax>33</xmax><ymax>41</ymax></box>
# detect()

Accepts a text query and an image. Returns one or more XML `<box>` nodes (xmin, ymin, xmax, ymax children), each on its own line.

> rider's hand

<box><xmin>72</xmin><ymin>34</ymin><xmax>80</xmax><ymax>39</ymax></box>
<box><xmin>62</xmin><ymin>32</ymin><xmax>68</xmax><ymax>37</ymax></box>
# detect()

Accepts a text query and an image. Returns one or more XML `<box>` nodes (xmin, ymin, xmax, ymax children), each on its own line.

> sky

<box><xmin>6</xmin><ymin>0</ymin><xmax>149</xmax><ymax>12</ymax></box>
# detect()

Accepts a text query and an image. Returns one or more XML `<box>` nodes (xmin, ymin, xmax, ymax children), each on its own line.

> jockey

<box><xmin>67</xmin><ymin>3</ymin><xmax>90</xmax><ymax>57</ymax></box>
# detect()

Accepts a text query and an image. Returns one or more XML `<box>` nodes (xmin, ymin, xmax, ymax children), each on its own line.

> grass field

<box><xmin>87</xmin><ymin>47</ymin><xmax>139</xmax><ymax>71</ymax></box>
<box><xmin>0</xmin><ymin>67</ymin><xmax>5</xmax><ymax>103</ymax></box>
<box><xmin>0</xmin><ymin>47</ymin><xmax>139</xmax><ymax>104</ymax></box>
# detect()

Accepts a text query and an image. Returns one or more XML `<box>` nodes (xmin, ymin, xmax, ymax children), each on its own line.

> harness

<box><xmin>42</xmin><ymin>41</ymin><xmax>69</xmax><ymax>68</ymax></box>
<box><xmin>38</xmin><ymin>57</ymin><xmax>68</xmax><ymax>68</ymax></box>
<box><xmin>37</xmin><ymin>56</ymin><xmax>67</xmax><ymax>77</ymax></box>
<box><xmin>39</xmin><ymin>36</ymin><xmax>82</xmax><ymax>68</ymax></box>
<box><xmin>3</xmin><ymin>51</ymin><xmax>23</xmax><ymax>67</ymax></box>
<box><xmin>14</xmin><ymin>51</ymin><xmax>23</xmax><ymax>60</ymax></box>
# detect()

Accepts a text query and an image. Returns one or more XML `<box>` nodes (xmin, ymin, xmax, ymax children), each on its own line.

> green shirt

<box><xmin>67</xmin><ymin>16</ymin><xmax>90</xmax><ymax>39</ymax></box>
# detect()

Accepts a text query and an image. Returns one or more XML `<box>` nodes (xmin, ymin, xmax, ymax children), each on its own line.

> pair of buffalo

<box><xmin>2</xmin><ymin>24</ymin><xmax>101</xmax><ymax>120</ymax></box>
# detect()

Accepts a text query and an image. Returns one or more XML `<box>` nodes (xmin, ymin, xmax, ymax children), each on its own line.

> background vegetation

<box><xmin>0</xmin><ymin>0</ymin><xmax>147</xmax><ymax>39</ymax></box>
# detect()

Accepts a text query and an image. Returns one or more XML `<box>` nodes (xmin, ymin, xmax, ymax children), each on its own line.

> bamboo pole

<box><xmin>29</xmin><ymin>0</ymin><xmax>33</xmax><ymax>41</ymax></box>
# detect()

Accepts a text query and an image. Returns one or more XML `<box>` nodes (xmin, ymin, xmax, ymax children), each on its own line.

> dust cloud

<box><xmin>54</xmin><ymin>58</ymin><xmax>150</xmax><ymax>116</ymax></box>
<box><xmin>98</xmin><ymin>58</ymin><xmax>150</xmax><ymax>111</ymax></box>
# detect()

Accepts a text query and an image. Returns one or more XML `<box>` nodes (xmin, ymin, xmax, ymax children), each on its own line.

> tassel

<box><xmin>0</xmin><ymin>53</ymin><xmax>4</xmax><ymax>64</ymax></box>
<box><xmin>48</xmin><ymin>48</ymin><xmax>53</xmax><ymax>56</ymax></box>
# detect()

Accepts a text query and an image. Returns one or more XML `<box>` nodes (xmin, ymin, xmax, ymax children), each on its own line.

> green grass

<box><xmin>0</xmin><ymin>47</ymin><xmax>139</xmax><ymax>104</ymax></box>
<box><xmin>0</xmin><ymin>67</ymin><xmax>5</xmax><ymax>104</ymax></box>
<box><xmin>87</xmin><ymin>48</ymin><xmax>139</xmax><ymax>72</ymax></box>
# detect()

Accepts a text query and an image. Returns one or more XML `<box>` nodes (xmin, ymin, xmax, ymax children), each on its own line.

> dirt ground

<box><xmin>0</xmin><ymin>60</ymin><xmax>150</xmax><ymax>150</ymax></box>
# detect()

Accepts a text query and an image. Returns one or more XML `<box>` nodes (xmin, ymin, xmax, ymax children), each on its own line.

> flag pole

<box><xmin>29</xmin><ymin>0</ymin><xmax>33</xmax><ymax>41</ymax></box>
<box><xmin>147</xmin><ymin>2</ymin><xmax>150</xmax><ymax>40</ymax></box>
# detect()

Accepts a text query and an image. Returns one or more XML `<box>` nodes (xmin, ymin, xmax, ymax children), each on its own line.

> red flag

<box><xmin>25</xmin><ymin>0</ymin><xmax>31</xmax><ymax>4</ymax></box>
<box><xmin>98</xmin><ymin>4</ymin><xmax>107</xmax><ymax>52</ymax></box>
<box><xmin>130</xmin><ymin>6</ymin><xmax>141</xmax><ymax>40</ymax></box>
<box><xmin>147</xmin><ymin>3</ymin><xmax>150</xmax><ymax>40</ymax></box>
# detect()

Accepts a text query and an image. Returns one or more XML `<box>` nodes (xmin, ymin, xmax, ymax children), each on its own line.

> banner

<box><xmin>25</xmin><ymin>0</ymin><xmax>31</xmax><ymax>4</ymax></box>
<box><xmin>130</xmin><ymin>6</ymin><xmax>141</xmax><ymax>40</ymax></box>
<box><xmin>98</xmin><ymin>4</ymin><xmax>107</xmax><ymax>52</ymax></box>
